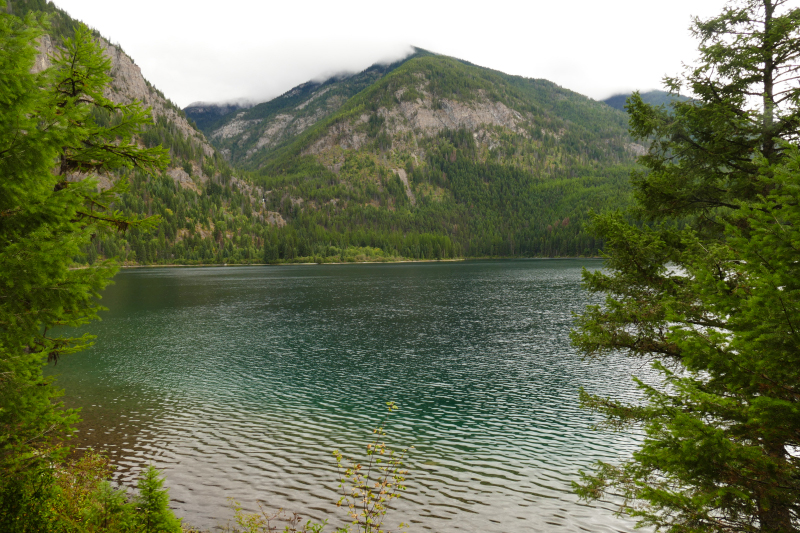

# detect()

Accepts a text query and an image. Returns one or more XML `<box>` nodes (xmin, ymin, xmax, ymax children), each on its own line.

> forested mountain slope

<box><xmin>602</xmin><ymin>89</ymin><xmax>690</xmax><ymax>112</ymax></box>
<box><xmin>182</xmin><ymin>100</ymin><xmax>253</xmax><ymax>132</ymax></box>
<box><xmin>185</xmin><ymin>48</ymin><xmax>435</xmax><ymax>167</ymax></box>
<box><xmin>17</xmin><ymin>0</ymin><xmax>639</xmax><ymax>264</ymax></box>
<box><xmin>199</xmin><ymin>54</ymin><xmax>642</xmax><ymax>259</ymax></box>
<box><xmin>12</xmin><ymin>0</ymin><xmax>289</xmax><ymax>265</ymax></box>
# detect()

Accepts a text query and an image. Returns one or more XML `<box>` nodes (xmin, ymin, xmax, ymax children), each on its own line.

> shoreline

<box><xmin>111</xmin><ymin>257</ymin><xmax>603</xmax><ymax>269</ymax></box>
<box><xmin>69</xmin><ymin>257</ymin><xmax>605</xmax><ymax>270</ymax></box>
<box><xmin>118</xmin><ymin>258</ymin><xmax>466</xmax><ymax>268</ymax></box>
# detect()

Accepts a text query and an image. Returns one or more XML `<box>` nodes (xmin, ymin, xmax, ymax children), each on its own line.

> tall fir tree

<box><xmin>572</xmin><ymin>0</ymin><xmax>800</xmax><ymax>531</ymax></box>
<box><xmin>0</xmin><ymin>5</ymin><xmax>168</xmax><ymax>529</ymax></box>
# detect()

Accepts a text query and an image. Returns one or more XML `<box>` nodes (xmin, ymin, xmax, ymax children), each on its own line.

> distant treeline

<box><xmin>82</xmin><ymin>125</ymin><xmax>633</xmax><ymax>265</ymax></box>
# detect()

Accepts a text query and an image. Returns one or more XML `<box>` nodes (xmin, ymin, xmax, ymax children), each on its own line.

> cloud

<box><xmin>54</xmin><ymin>0</ymin><xmax>730</xmax><ymax>108</ymax></box>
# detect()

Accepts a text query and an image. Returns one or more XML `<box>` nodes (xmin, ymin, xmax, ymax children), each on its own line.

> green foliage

<box><xmin>8</xmin><ymin>0</ymin><xmax>84</xmax><ymax>40</ymax></box>
<box><xmin>50</xmin><ymin>452</ymin><xmax>179</xmax><ymax>533</ymax></box>
<box><xmin>0</xmin><ymin>15</ymin><xmax>111</xmax><ymax>511</ymax></box>
<box><xmin>50</xmin><ymin>451</ymin><xmax>133</xmax><ymax>533</ymax></box>
<box><xmin>0</xmin><ymin>448</ymin><xmax>180</xmax><ymax>533</ymax></box>
<box><xmin>0</xmin><ymin>459</ymin><xmax>59</xmax><ymax>533</ymax></box>
<box><xmin>0</xmin><ymin>5</ymin><xmax>80</xmax><ymax>492</ymax></box>
<box><xmin>84</xmin><ymin>482</ymin><xmax>136</xmax><ymax>533</ymax></box>
<box><xmin>0</xmin><ymin>8</ymin><xmax>173</xmax><ymax>530</ymax></box>
<box><xmin>141</xmin><ymin>115</ymin><xmax>205</xmax><ymax>165</ymax></box>
<box><xmin>572</xmin><ymin>0</ymin><xmax>800</xmax><ymax>530</ymax></box>
<box><xmin>133</xmin><ymin>466</ymin><xmax>182</xmax><ymax>533</ymax></box>
<box><xmin>224</xmin><ymin>500</ymin><xmax>328</xmax><ymax>533</ymax></box>
<box><xmin>333</xmin><ymin>402</ymin><xmax>410</xmax><ymax>533</ymax></box>
<box><xmin>51</xmin><ymin>28</ymin><xmax>169</xmax><ymax>179</ymax></box>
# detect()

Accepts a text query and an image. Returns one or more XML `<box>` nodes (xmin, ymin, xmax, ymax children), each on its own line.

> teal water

<box><xmin>50</xmin><ymin>260</ymin><xmax>646</xmax><ymax>532</ymax></box>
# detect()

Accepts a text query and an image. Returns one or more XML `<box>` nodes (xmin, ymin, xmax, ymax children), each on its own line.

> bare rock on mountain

<box><xmin>213</xmin><ymin>113</ymin><xmax>263</xmax><ymax>140</ymax></box>
<box><xmin>392</xmin><ymin>168</ymin><xmax>416</xmax><ymax>206</ymax></box>
<box><xmin>295</xmin><ymin>86</ymin><xmax>331</xmax><ymax>110</ymax></box>
<box><xmin>305</xmin><ymin>121</ymin><xmax>369</xmax><ymax>155</ymax></box>
<box><xmin>99</xmin><ymin>40</ymin><xmax>215</xmax><ymax>158</ymax></box>
<box><xmin>625</xmin><ymin>142</ymin><xmax>647</xmax><ymax>157</ymax></box>
<box><xmin>392</xmin><ymin>97</ymin><xmax>523</xmax><ymax>135</ymax></box>
<box><xmin>167</xmin><ymin>167</ymin><xmax>199</xmax><ymax>193</ymax></box>
<box><xmin>265</xmin><ymin>211</ymin><xmax>287</xmax><ymax>227</ymax></box>
<box><xmin>33</xmin><ymin>35</ymin><xmax>215</xmax><ymax>159</ymax></box>
<box><xmin>32</xmin><ymin>34</ymin><xmax>55</xmax><ymax>73</ymax></box>
<box><xmin>304</xmin><ymin>93</ymin><xmax>523</xmax><ymax>158</ymax></box>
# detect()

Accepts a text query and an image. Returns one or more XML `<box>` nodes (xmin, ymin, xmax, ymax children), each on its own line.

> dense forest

<box><xmin>13</xmin><ymin>1</ymin><xmax>639</xmax><ymax>266</ymax></box>
<box><xmin>602</xmin><ymin>89</ymin><xmax>691</xmax><ymax>112</ymax></box>
<box><xmin>179</xmin><ymin>54</ymin><xmax>640</xmax><ymax>263</ymax></box>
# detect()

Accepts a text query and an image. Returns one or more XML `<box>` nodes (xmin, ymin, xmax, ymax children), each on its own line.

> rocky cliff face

<box><xmin>194</xmin><ymin>77</ymin><xmax>363</xmax><ymax>166</ymax></box>
<box><xmin>30</xmin><ymin>27</ymin><xmax>237</xmax><ymax>206</ymax></box>
<box><xmin>304</xmin><ymin>89</ymin><xmax>526</xmax><ymax>159</ymax></box>
<box><xmin>33</xmin><ymin>34</ymin><xmax>215</xmax><ymax>160</ymax></box>
<box><xmin>187</xmin><ymin>51</ymin><xmax>428</xmax><ymax>168</ymax></box>
<box><xmin>216</xmin><ymin>91</ymin><xmax>346</xmax><ymax>157</ymax></box>
<box><xmin>99</xmin><ymin>41</ymin><xmax>215</xmax><ymax>158</ymax></box>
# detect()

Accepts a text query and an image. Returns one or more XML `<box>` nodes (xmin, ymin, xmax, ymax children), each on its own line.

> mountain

<box><xmin>184</xmin><ymin>48</ymin><xmax>434</xmax><ymax>168</ymax></box>
<box><xmin>189</xmin><ymin>53</ymin><xmax>641</xmax><ymax>259</ymax></box>
<box><xmin>182</xmin><ymin>100</ymin><xmax>254</xmax><ymax>132</ymax></box>
<box><xmin>603</xmin><ymin>89</ymin><xmax>690</xmax><ymax>112</ymax></box>
<box><xmin>14</xmin><ymin>0</ymin><xmax>215</xmax><ymax>164</ymax></box>
<box><xmin>12</xmin><ymin>0</ymin><xmax>284</xmax><ymax>265</ymax></box>
<box><xmin>17</xmin><ymin>0</ymin><xmax>640</xmax><ymax>264</ymax></box>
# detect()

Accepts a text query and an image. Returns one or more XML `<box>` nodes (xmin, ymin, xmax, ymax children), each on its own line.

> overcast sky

<box><xmin>53</xmin><ymin>0</ymin><xmax>729</xmax><ymax>109</ymax></box>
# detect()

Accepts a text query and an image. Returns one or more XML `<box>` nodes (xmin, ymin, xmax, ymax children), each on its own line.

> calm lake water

<box><xmin>49</xmin><ymin>260</ymin><xmax>649</xmax><ymax>532</ymax></box>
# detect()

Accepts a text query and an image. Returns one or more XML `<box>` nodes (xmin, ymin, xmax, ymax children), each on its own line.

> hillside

<box><xmin>192</xmin><ymin>54</ymin><xmax>641</xmax><ymax>259</ymax></box>
<box><xmin>12</xmin><ymin>0</ymin><xmax>291</xmax><ymax>265</ymax></box>
<box><xmin>182</xmin><ymin>99</ymin><xmax>254</xmax><ymax>131</ymax></box>
<box><xmin>14</xmin><ymin>0</ymin><xmax>214</xmax><ymax>164</ymax></box>
<box><xmin>602</xmin><ymin>89</ymin><xmax>691</xmax><ymax>112</ymax></box>
<box><xmin>185</xmin><ymin>48</ymin><xmax>435</xmax><ymax>167</ymax></box>
<box><xmin>17</xmin><ymin>1</ymin><xmax>639</xmax><ymax>264</ymax></box>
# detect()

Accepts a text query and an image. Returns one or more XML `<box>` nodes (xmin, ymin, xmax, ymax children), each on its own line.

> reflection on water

<box><xmin>50</xmin><ymin>260</ymin><xmax>647</xmax><ymax>532</ymax></box>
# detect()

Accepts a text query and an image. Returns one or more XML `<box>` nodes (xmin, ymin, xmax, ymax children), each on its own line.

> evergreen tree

<box><xmin>133</xmin><ymin>466</ymin><xmax>182</xmax><ymax>533</ymax></box>
<box><xmin>0</xmin><ymin>7</ymin><xmax>167</xmax><ymax>528</ymax></box>
<box><xmin>572</xmin><ymin>0</ymin><xmax>800</xmax><ymax>531</ymax></box>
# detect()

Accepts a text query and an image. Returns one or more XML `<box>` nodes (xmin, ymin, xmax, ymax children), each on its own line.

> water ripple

<box><xmin>50</xmin><ymin>260</ymin><xmax>653</xmax><ymax>533</ymax></box>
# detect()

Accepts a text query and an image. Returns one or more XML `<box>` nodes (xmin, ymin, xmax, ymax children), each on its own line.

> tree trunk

<box><xmin>757</xmin><ymin>440</ymin><xmax>792</xmax><ymax>533</ymax></box>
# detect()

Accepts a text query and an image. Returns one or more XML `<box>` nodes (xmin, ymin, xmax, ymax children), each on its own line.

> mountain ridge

<box><xmin>15</xmin><ymin>0</ymin><xmax>640</xmax><ymax>264</ymax></box>
<box><xmin>14</xmin><ymin>0</ymin><xmax>218</xmax><ymax>174</ymax></box>
<box><xmin>214</xmin><ymin>52</ymin><xmax>640</xmax><ymax>259</ymax></box>
<box><xmin>185</xmin><ymin>48</ymin><xmax>439</xmax><ymax>167</ymax></box>
<box><xmin>602</xmin><ymin>89</ymin><xmax>691</xmax><ymax>111</ymax></box>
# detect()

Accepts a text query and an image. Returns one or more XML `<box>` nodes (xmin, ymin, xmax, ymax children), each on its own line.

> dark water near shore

<box><xmin>49</xmin><ymin>260</ymin><xmax>649</xmax><ymax>532</ymax></box>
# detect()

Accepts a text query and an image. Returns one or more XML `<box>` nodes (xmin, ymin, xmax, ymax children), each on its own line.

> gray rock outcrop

<box><xmin>33</xmin><ymin>34</ymin><xmax>215</xmax><ymax>160</ymax></box>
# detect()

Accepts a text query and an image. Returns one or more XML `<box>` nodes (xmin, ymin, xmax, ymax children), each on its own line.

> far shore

<box><xmin>116</xmin><ymin>257</ymin><xmax>603</xmax><ymax>268</ymax></box>
<box><xmin>118</xmin><ymin>258</ymin><xmax>466</xmax><ymax>268</ymax></box>
<box><xmin>68</xmin><ymin>257</ymin><xmax>604</xmax><ymax>270</ymax></box>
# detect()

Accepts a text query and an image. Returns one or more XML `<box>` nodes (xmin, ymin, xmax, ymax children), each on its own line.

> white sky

<box><xmin>52</xmin><ymin>0</ymin><xmax>729</xmax><ymax>109</ymax></box>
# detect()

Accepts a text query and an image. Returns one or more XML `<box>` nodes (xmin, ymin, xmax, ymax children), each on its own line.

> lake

<box><xmin>49</xmin><ymin>260</ymin><xmax>648</xmax><ymax>532</ymax></box>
